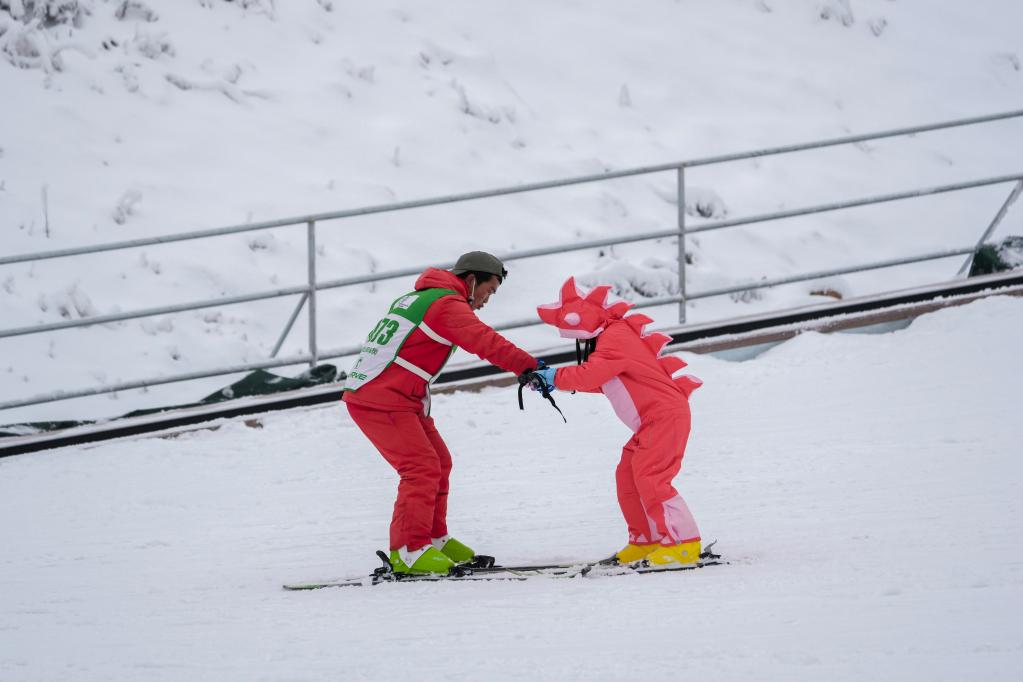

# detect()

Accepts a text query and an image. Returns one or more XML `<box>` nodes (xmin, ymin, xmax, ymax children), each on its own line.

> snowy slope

<box><xmin>1</xmin><ymin>295</ymin><xmax>1021</xmax><ymax>681</ymax></box>
<box><xmin>2</xmin><ymin>0</ymin><xmax>1023</xmax><ymax>422</ymax></box>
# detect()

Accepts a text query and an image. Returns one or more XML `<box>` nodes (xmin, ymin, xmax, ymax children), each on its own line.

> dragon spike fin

<box><xmin>659</xmin><ymin>355</ymin><xmax>687</xmax><ymax>376</ymax></box>
<box><xmin>606</xmin><ymin>301</ymin><xmax>634</xmax><ymax>318</ymax></box>
<box><xmin>536</xmin><ymin>305</ymin><xmax>560</xmax><ymax>326</ymax></box>
<box><xmin>643</xmin><ymin>332</ymin><xmax>672</xmax><ymax>357</ymax></box>
<box><xmin>625</xmin><ymin>313</ymin><xmax>654</xmax><ymax>333</ymax></box>
<box><xmin>674</xmin><ymin>374</ymin><xmax>703</xmax><ymax>398</ymax></box>
<box><xmin>560</xmin><ymin>277</ymin><xmax>581</xmax><ymax>303</ymax></box>
<box><xmin>584</xmin><ymin>284</ymin><xmax>612</xmax><ymax>307</ymax></box>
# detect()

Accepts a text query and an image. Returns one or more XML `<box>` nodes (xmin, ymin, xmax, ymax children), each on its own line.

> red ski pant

<box><xmin>615</xmin><ymin>406</ymin><xmax>700</xmax><ymax>546</ymax></box>
<box><xmin>346</xmin><ymin>403</ymin><xmax>452</xmax><ymax>552</ymax></box>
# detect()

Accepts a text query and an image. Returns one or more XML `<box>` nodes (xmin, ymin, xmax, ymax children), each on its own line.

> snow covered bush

<box><xmin>818</xmin><ymin>0</ymin><xmax>854</xmax><ymax>27</ymax></box>
<box><xmin>129</xmin><ymin>29</ymin><xmax>172</xmax><ymax>59</ymax></box>
<box><xmin>729</xmin><ymin>285</ymin><xmax>764</xmax><ymax>304</ymax></box>
<box><xmin>1</xmin><ymin>0</ymin><xmax>90</xmax><ymax>28</ymax></box>
<box><xmin>114</xmin><ymin>0</ymin><xmax>157</xmax><ymax>22</ymax></box>
<box><xmin>0</xmin><ymin>0</ymin><xmax>95</xmax><ymax>71</ymax></box>
<box><xmin>652</xmin><ymin>184</ymin><xmax>729</xmax><ymax>219</ymax></box>
<box><xmin>36</xmin><ymin>282</ymin><xmax>98</xmax><ymax>319</ymax></box>
<box><xmin>577</xmin><ymin>254</ymin><xmax>680</xmax><ymax>301</ymax></box>
<box><xmin>969</xmin><ymin>235</ymin><xmax>1023</xmax><ymax>276</ymax></box>
<box><xmin>198</xmin><ymin>0</ymin><xmax>276</xmax><ymax>19</ymax></box>
<box><xmin>112</xmin><ymin>188</ymin><xmax>142</xmax><ymax>225</ymax></box>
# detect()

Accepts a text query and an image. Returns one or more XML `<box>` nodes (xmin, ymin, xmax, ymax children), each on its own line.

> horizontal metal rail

<box><xmin>0</xmin><ymin>283</ymin><xmax>310</xmax><ymax>339</ymax></box>
<box><xmin>0</xmin><ymin>244</ymin><xmax>977</xmax><ymax>412</ymax></box>
<box><xmin>0</xmin><ymin>351</ymin><xmax>317</xmax><ymax>411</ymax></box>
<box><xmin>2</xmin><ymin>174</ymin><xmax>1019</xmax><ymax>341</ymax></box>
<box><xmin>490</xmin><ymin>246</ymin><xmax>976</xmax><ymax>331</ymax></box>
<box><xmin>2</xmin><ymin>109</ymin><xmax>1020</xmax><ymax>268</ymax></box>
<box><xmin>682</xmin><ymin>109</ymin><xmax>1023</xmax><ymax>168</ymax></box>
<box><xmin>685</xmin><ymin>174</ymin><xmax>1023</xmax><ymax>235</ymax></box>
<box><xmin>687</xmin><ymin>247</ymin><xmax>974</xmax><ymax>300</ymax></box>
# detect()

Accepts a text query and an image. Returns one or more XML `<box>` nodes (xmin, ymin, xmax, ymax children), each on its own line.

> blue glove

<box><xmin>531</xmin><ymin>366</ymin><xmax>557</xmax><ymax>393</ymax></box>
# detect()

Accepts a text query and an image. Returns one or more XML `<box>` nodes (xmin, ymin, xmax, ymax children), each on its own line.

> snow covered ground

<box><xmin>2</xmin><ymin>0</ymin><xmax>1023</xmax><ymax>423</ymax></box>
<box><xmin>2</xmin><ymin>295</ymin><xmax>1021</xmax><ymax>681</ymax></box>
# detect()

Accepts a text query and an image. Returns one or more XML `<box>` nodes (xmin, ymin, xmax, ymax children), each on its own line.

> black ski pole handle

<box><xmin>517</xmin><ymin>371</ymin><xmax>567</xmax><ymax>423</ymax></box>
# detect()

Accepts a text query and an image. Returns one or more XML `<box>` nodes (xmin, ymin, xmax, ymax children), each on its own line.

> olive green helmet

<box><xmin>451</xmin><ymin>251</ymin><xmax>508</xmax><ymax>281</ymax></box>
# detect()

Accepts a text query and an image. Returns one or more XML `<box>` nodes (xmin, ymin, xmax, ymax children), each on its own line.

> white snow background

<box><xmin>2</xmin><ymin>0</ymin><xmax>1023</xmax><ymax>679</ymax></box>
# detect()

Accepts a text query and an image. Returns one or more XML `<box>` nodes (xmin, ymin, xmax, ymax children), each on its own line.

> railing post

<box><xmin>957</xmin><ymin>179</ymin><xmax>1023</xmax><ymax>276</ymax></box>
<box><xmin>270</xmin><ymin>292</ymin><xmax>309</xmax><ymax>359</ymax></box>
<box><xmin>677</xmin><ymin>166</ymin><xmax>687</xmax><ymax>324</ymax></box>
<box><xmin>307</xmin><ymin>220</ymin><xmax>318</xmax><ymax>368</ymax></box>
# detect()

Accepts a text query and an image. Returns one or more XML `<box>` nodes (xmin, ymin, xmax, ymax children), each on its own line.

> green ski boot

<box><xmin>433</xmin><ymin>535</ymin><xmax>476</xmax><ymax>564</ymax></box>
<box><xmin>388</xmin><ymin>546</ymin><xmax>455</xmax><ymax>574</ymax></box>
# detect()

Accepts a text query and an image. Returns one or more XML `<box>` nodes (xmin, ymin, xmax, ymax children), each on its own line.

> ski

<box><xmin>283</xmin><ymin>542</ymin><xmax>724</xmax><ymax>590</ymax></box>
<box><xmin>282</xmin><ymin>557</ymin><xmax>723</xmax><ymax>590</ymax></box>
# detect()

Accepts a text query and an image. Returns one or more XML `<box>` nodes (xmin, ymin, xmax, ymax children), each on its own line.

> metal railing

<box><xmin>2</xmin><ymin>109</ymin><xmax>1022</xmax><ymax>412</ymax></box>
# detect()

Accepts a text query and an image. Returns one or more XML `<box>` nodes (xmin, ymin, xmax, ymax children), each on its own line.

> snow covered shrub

<box><xmin>1</xmin><ymin>0</ymin><xmax>90</xmax><ymax>28</ymax></box>
<box><xmin>577</xmin><ymin>255</ymin><xmax>680</xmax><ymax>301</ymax></box>
<box><xmin>651</xmin><ymin>183</ymin><xmax>728</xmax><ymax>219</ymax></box>
<box><xmin>130</xmin><ymin>29</ymin><xmax>173</xmax><ymax>59</ymax></box>
<box><xmin>114</xmin><ymin>0</ymin><xmax>157</xmax><ymax>22</ymax></box>
<box><xmin>452</xmin><ymin>79</ymin><xmax>507</xmax><ymax>124</ymax></box>
<box><xmin>0</xmin><ymin>0</ymin><xmax>95</xmax><ymax>71</ymax></box>
<box><xmin>686</xmin><ymin>187</ymin><xmax>728</xmax><ymax>219</ymax></box>
<box><xmin>968</xmin><ymin>236</ymin><xmax>1023</xmax><ymax>276</ymax></box>
<box><xmin>818</xmin><ymin>0</ymin><xmax>854</xmax><ymax>27</ymax></box>
<box><xmin>201</xmin><ymin>0</ymin><xmax>276</xmax><ymax>18</ymax></box>
<box><xmin>730</xmin><ymin>286</ymin><xmax>763</xmax><ymax>304</ymax></box>
<box><xmin>112</xmin><ymin>189</ymin><xmax>142</xmax><ymax>225</ymax></box>
<box><xmin>246</xmin><ymin>234</ymin><xmax>276</xmax><ymax>252</ymax></box>
<box><xmin>37</xmin><ymin>283</ymin><xmax>98</xmax><ymax>319</ymax></box>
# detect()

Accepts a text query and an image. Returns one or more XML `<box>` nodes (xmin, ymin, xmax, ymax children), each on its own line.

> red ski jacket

<box><xmin>343</xmin><ymin>268</ymin><xmax>536</xmax><ymax>413</ymax></box>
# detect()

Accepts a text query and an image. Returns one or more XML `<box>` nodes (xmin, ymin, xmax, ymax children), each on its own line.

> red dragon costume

<box><xmin>537</xmin><ymin>277</ymin><xmax>704</xmax><ymax>565</ymax></box>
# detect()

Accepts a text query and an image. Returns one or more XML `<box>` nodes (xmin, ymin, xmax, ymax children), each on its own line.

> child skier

<box><xmin>531</xmin><ymin>277</ymin><xmax>704</xmax><ymax>565</ymax></box>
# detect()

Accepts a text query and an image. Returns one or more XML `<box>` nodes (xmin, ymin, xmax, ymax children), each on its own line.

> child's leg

<box><xmin>616</xmin><ymin>437</ymin><xmax>663</xmax><ymax>544</ymax></box>
<box><xmin>632</xmin><ymin>408</ymin><xmax>701</xmax><ymax>545</ymax></box>
<box><xmin>346</xmin><ymin>403</ymin><xmax>444</xmax><ymax>552</ymax></box>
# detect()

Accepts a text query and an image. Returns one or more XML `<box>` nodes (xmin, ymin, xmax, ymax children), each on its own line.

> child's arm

<box><xmin>553</xmin><ymin>344</ymin><xmax>627</xmax><ymax>393</ymax></box>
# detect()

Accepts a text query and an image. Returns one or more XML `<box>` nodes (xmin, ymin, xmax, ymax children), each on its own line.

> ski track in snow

<box><xmin>1</xmin><ymin>297</ymin><xmax>1022</xmax><ymax>681</ymax></box>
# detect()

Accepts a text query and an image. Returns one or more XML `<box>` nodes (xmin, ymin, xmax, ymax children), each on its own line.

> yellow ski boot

<box><xmin>646</xmin><ymin>540</ymin><xmax>702</xmax><ymax>566</ymax></box>
<box><xmin>615</xmin><ymin>543</ymin><xmax>659</xmax><ymax>564</ymax></box>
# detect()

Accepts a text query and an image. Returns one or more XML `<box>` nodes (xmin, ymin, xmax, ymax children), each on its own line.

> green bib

<box><xmin>343</xmin><ymin>288</ymin><xmax>460</xmax><ymax>403</ymax></box>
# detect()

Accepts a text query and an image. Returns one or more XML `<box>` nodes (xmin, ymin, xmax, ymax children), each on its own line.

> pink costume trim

<box><xmin>659</xmin><ymin>494</ymin><xmax>700</xmax><ymax>545</ymax></box>
<box><xmin>601</xmin><ymin>377</ymin><xmax>641</xmax><ymax>433</ymax></box>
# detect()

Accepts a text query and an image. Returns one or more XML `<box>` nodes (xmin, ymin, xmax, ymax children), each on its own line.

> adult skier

<box><xmin>530</xmin><ymin>277</ymin><xmax>704</xmax><ymax>566</ymax></box>
<box><xmin>343</xmin><ymin>251</ymin><xmax>539</xmax><ymax>574</ymax></box>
